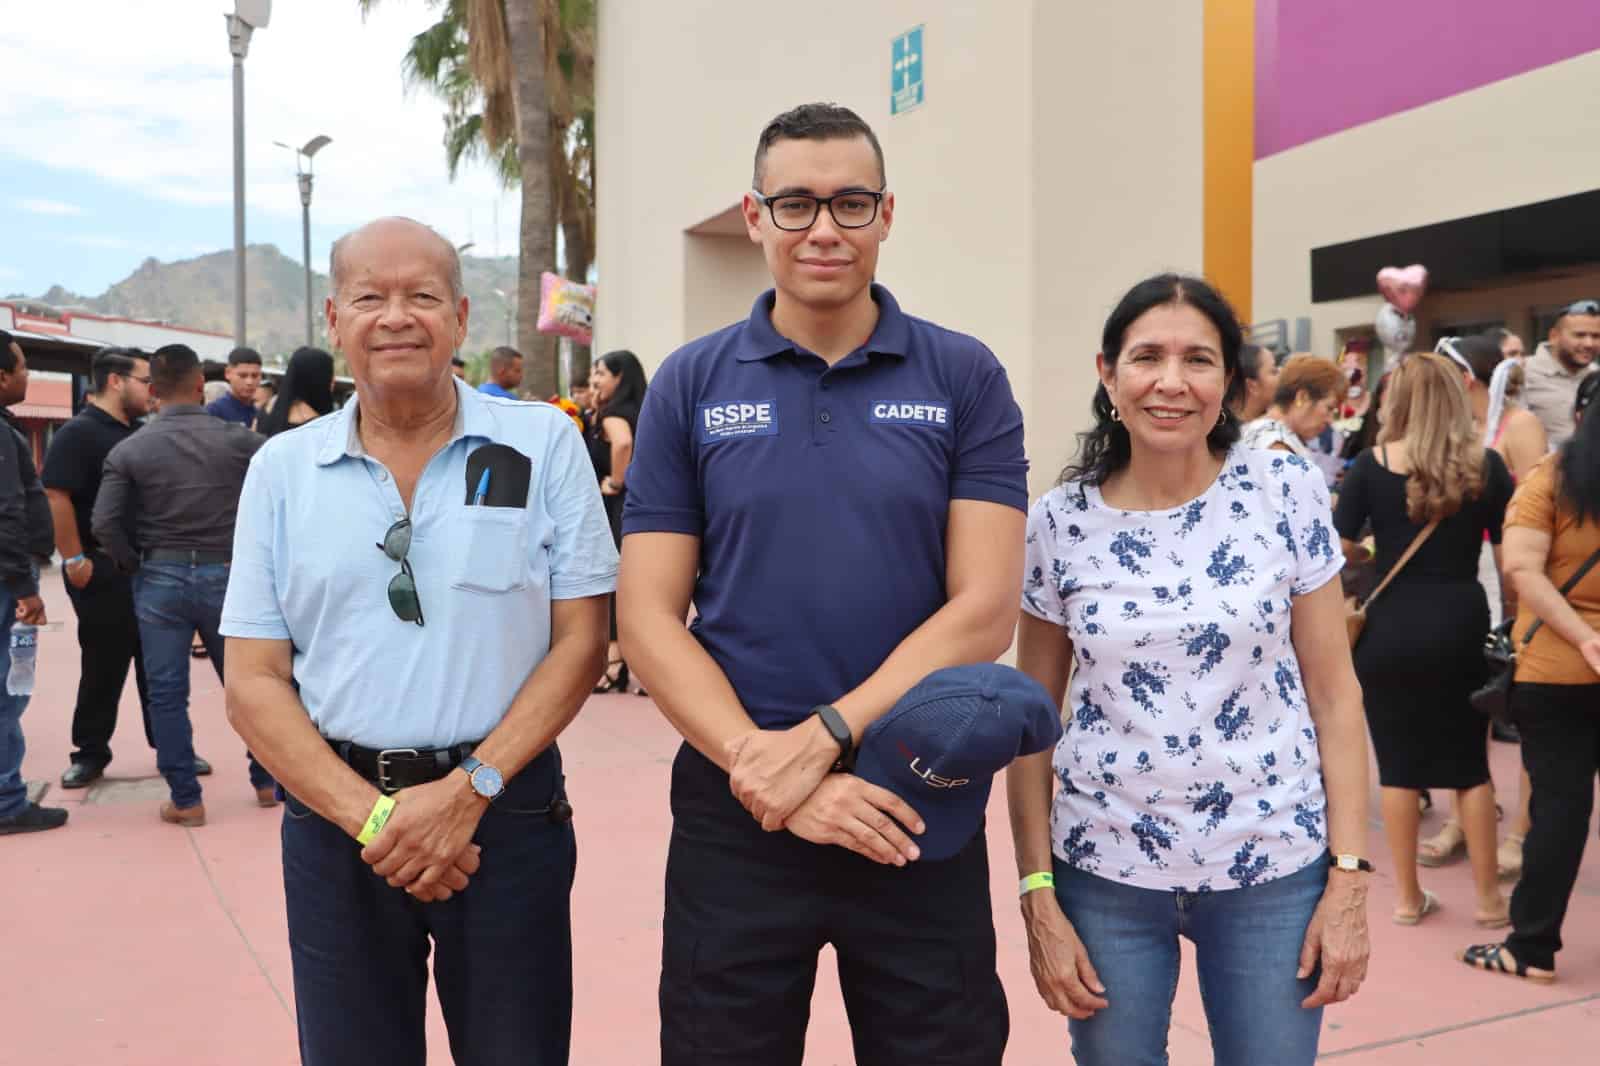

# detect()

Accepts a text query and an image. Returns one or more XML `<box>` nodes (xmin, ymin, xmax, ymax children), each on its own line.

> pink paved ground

<box><xmin>4</xmin><ymin>576</ymin><xmax>1598</xmax><ymax>1065</ymax></box>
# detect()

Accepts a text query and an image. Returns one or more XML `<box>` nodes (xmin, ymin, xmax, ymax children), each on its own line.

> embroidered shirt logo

<box><xmin>697</xmin><ymin>400</ymin><xmax>779</xmax><ymax>443</ymax></box>
<box><xmin>871</xmin><ymin>401</ymin><xmax>949</xmax><ymax>426</ymax></box>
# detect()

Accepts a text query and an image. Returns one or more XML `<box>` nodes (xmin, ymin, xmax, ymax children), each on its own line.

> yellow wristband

<box><xmin>356</xmin><ymin>794</ymin><xmax>396</xmax><ymax>845</ymax></box>
<box><xmin>1019</xmin><ymin>871</ymin><xmax>1055</xmax><ymax>897</ymax></box>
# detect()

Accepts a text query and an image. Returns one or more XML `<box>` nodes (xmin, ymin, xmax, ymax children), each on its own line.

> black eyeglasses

<box><xmin>752</xmin><ymin>188</ymin><xmax>886</xmax><ymax>231</ymax></box>
<box><xmin>123</xmin><ymin>374</ymin><xmax>152</xmax><ymax>385</ymax></box>
<box><xmin>376</xmin><ymin>518</ymin><xmax>425</xmax><ymax>626</ymax></box>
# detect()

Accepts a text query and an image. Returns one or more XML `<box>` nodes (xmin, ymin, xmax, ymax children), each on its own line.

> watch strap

<box><xmin>1330</xmin><ymin>853</ymin><xmax>1375</xmax><ymax>873</ymax></box>
<box><xmin>811</xmin><ymin>705</ymin><xmax>855</xmax><ymax>771</ymax></box>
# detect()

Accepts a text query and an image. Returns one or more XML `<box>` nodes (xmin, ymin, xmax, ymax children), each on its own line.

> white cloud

<box><xmin>0</xmin><ymin>0</ymin><xmax>518</xmax><ymax>253</ymax></box>
<box><xmin>17</xmin><ymin>198</ymin><xmax>84</xmax><ymax>216</ymax></box>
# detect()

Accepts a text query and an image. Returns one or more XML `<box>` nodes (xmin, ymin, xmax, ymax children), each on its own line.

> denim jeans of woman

<box><xmin>1052</xmin><ymin>856</ymin><xmax>1327</xmax><ymax>1066</ymax></box>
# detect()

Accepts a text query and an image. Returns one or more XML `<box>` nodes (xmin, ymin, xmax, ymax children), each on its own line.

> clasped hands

<box><xmin>357</xmin><ymin>774</ymin><xmax>488</xmax><ymax>903</ymax></box>
<box><xmin>726</xmin><ymin>717</ymin><xmax>925</xmax><ymax>867</ymax></box>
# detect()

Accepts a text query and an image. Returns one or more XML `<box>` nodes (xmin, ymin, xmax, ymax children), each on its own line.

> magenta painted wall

<box><xmin>1256</xmin><ymin>0</ymin><xmax>1600</xmax><ymax>158</ymax></box>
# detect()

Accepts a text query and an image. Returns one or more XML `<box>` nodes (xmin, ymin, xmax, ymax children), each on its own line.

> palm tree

<box><xmin>360</xmin><ymin>0</ymin><xmax>595</xmax><ymax>396</ymax></box>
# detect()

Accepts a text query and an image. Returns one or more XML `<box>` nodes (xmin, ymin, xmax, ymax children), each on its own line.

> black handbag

<box><xmin>1470</xmin><ymin>544</ymin><xmax>1600</xmax><ymax>721</ymax></box>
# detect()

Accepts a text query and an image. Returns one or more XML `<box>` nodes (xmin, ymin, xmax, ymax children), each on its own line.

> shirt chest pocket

<box><xmin>451</xmin><ymin>508</ymin><xmax>530</xmax><ymax>595</ymax></box>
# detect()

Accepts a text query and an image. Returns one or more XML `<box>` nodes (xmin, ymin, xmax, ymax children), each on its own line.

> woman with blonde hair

<box><xmin>1240</xmin><ymin>354</ymin><xmax>1346</xmax><ymax>458</ymax></box>
<box><xmin>1334</xmin><ymin>353</ymin><xmax>1514</xmax><ymax>926</ymax></box>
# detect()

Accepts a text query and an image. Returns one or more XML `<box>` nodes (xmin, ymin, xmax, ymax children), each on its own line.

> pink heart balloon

<box><xmin>1377</xmin><ymin>265</ymin><xmax>1429</xmax><ymax>315</ymax></box>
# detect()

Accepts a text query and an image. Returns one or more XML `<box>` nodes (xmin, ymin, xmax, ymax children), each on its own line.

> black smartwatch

<box><xmin>810</xmin><ymin>704</ymin><xmax>855</xmax><ymax>771</ymax></box>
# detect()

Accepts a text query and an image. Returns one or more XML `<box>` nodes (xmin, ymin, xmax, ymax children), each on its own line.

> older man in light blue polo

<box><xmin>222</xmin><ymin>217</ymin><xmax>615</xmax><ymax>1066</ymax></box>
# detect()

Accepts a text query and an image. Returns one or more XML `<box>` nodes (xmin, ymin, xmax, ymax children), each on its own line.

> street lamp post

<box><xmin>493</xmin><ymin>288</ymin><xmax>512</xmax><ymax>347</ymax></box>
<box><xmin>275</xmin><ymin>135</ymin><xmax>332</xmax><ymax>346</ymax></box>
<box><xmin>225</xmin><ymin>0</ymin><xmax>272</xmax><ymax>349</ymax></box>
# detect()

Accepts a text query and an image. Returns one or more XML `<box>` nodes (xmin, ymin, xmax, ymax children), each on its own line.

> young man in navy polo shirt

<box><xmin>620</xmin><ymin>103</ymin><xmax>1027</xmax><ymax>1065</ymax></box>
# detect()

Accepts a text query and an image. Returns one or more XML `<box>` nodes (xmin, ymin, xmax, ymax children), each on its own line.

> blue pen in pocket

<box><xmin>473</xmin><ymin>469</ymin><xmax>491</xmax><ymax>506</ymax></box>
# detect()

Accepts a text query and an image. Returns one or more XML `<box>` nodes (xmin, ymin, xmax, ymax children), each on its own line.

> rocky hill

<box><xmin>14</xmin><ymin>244</ymin><xmax>519</xmax><ymax>363</ymax></box>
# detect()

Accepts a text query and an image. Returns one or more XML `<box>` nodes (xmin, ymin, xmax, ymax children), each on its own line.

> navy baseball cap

<box><xmin>853</xmin><ymin>664</ymin><xmax>1063</xmax><ymax>862</ymax></box>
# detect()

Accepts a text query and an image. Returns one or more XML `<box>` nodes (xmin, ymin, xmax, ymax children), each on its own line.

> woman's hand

<box><xmin>1579</xmin><ymin>635</ymin><xmax>1600</xmax><ymax>679</ymax></box>
<box><xmin>1298</xmin><ymin>869</ymin><xmax>1370</xmax><ymax>1008</ymax></box>
<box><xmin>1021</xmin><ymin>889</ymin><xmax>1108</xmax><ymax>1020</ymax></box>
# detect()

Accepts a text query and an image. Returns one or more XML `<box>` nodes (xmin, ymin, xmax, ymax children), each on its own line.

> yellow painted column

<box><xmin>1203</xmin><ymin>0</ymin><xmax>1254</xmax><ymax>324</ymax></box>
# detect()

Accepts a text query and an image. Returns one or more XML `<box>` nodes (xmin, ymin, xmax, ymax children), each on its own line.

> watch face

<box><xmin>1337</xmin><ymin>855</ymin><xmax>1358</xmax><ymax>871</ymax></box>
<box><xmin>471</xmin><ymin>765</ymin><xmax>505</xmax><ymax>798</ymax></box>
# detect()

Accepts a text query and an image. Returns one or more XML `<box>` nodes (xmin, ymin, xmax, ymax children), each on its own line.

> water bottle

<box><xmin>6</xmin><ymin>623</ymin><xmax>37</xmax><ymax>697</ymax></box>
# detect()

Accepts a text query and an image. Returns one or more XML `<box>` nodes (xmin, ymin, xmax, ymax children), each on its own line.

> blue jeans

<box><xmin>133</xmin><ymin>562</ymin><xmax>272</xmax><ymax>808</ymax></box>
<box><xmin>283</xmin><ymin>746</ymin><xmax>575</xmax><ymax>1065</ymax></box>
<box><xmin>0</xmin><ymin>589</ymin><xmax>30</xmax><ymax>819</ymax></box>
<box><xmin>1053</xmin><ymin>856</ymin><xmax>1328</xmax><ymax>1066</ymax></box>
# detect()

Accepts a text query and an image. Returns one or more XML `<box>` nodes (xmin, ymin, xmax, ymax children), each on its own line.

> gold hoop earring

<box><xmin>1217</xmin><ymin>409</ymin><xmax>1227</xmax><ymax>427</ymax></box>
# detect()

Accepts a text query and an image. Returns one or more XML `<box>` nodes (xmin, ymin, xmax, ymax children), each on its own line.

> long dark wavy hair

<box><xmin>1060</xmin><ymin>274</ymin><xmax>1246</xmax><ymax>486</ymax></box>
<box><xmin>257</xmin><ymin>347</ymin><xmax>335</xmax><ymax>437</ymax></box>
<box><xmin>594</xmin><ymin>349</ymin><xmax>647</xmax><ymax>416</ymax></box>
<box><xmin>1558</xmin><ymin>372</ymin><xmax>1600</xmax><ymax>524</ymax></box>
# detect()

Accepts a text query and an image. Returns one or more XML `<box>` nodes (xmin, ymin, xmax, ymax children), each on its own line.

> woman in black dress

<box><xmin>1334</xmin><ymin>352</ymin><xmax>1514</xmax><ymax>927</ymax></box>
<box><xmin>587</xmin><ymin>350</ymin><xmax>647</xmax><ymax>693</ymax></box>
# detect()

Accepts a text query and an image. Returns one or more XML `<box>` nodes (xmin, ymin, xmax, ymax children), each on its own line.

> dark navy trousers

<box><xmin>660</xmin><ymin>742</ymin><xmax>1008</xmax><ymax>1066</ymax></box>
<box><xmin>283</xmin><ymin>745</ymin><xmax>575</xmax><ymax>1066</ymax></box>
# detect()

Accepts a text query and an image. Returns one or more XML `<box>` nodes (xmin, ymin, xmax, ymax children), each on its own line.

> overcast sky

<box><xmin>0</xmin><ymin>0</ymin><xmax>518</xmax><ymax>299</ymax></box>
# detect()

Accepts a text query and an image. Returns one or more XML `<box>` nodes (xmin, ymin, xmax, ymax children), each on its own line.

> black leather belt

<box><xmin>330</xmin><ymin>739</ymin><xmax>478</xmax><ymax>794</ymax></box>
<box><xmin>143</xmin><ymin>549</ymin><xmax>232</xmax><ymax>565</ymax></box>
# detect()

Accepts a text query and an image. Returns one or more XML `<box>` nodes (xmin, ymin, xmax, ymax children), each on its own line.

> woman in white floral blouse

<box><xmin>1006</xmin><ymin>274</ymin><xmax>1372</xmax><ymax>1066</ymax></box>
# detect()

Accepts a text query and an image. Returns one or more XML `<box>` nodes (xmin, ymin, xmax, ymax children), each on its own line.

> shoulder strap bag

<box><xmin>1346</xmin><ymin>520</ymin><xmax>1440</xmax><ymax>648</ymax></box>
<box><xmin>1471</xmin><ymin>542</ymin><xmax>1600</xmax><ymax>720</ymax></box>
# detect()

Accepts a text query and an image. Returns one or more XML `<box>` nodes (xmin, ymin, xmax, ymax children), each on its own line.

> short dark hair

<box><xmin>490</xmin><ymin>346</ymin><xmax>522</xmax><ymax>370</ymax></box>
<box><xmin>1239</xmin><ymin>342</ymin><xmax>1269</xmax><ymax>382</ymax></box>
<box><xmin>0</xmin><ymin>328</ymin><xmax>17</xmax><ymax>373</ymax></box>
<box><xmin>227</xmin><ymin>346</ymin><xmax>263</xmax><ymax>367</ymax></box>
<box><xmin>753</xmin><ymin>103</ymin><xmax>886</xmax><ymax>190</ymax></box>
<box><xmin>1061</xmin><ymin>274</ymin><xmax>1245</xmax><ymax>486</ymax></box>
<box><xmin>150</xmin><ymin>344</ymin><xmax>203</xmax><ymax>399</ymax></box>
<box><xmin>451</xmin><ymin>355</ymin><xmax>466</xmax><ymax>367</ymax></box>
<box><xmin>91</xmin><ymin>347</ymin><xmax>146</xmax><ymax>394</ymax></box>
<box><xmin>1455</xmin><ymin>334</ymin><xmax>1505</xmax><ymax>386</ymax></box>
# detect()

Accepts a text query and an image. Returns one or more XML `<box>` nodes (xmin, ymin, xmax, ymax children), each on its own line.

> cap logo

<box><xmin>897</xmin><ymin>741</ymin><xmax>970</xmax><ymax>789</ymax></box>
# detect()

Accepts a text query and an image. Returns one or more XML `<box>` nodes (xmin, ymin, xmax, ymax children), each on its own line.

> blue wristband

<box><xmin>65</xmin><ymin>554</ymin><xmax>87</xmax><ymax>566</ymax></box>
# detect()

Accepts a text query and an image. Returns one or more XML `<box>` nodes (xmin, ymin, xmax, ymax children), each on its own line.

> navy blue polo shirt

<box><xmin>207</xmin><ymin>390</ymin><xmax>258</xmax><ymax>426</ymax></box>
<box><xmin>623</xmin><ymin>284</ymin><xmax>1027</xmax><ymax>729</ymax></box>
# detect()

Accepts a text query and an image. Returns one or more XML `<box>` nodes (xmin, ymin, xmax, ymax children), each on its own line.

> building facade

<box><xmin>595</xmin><ymin>1</ymin><xmax>1600</xmax><ymax>496</ymax></box>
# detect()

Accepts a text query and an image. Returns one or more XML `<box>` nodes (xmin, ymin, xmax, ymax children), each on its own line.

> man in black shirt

<box><xmin>94</xmin><ymin>344</ymin><xmax>273</xmax><ymax>826</ymax></box>
<box><xmin>44</xmin><ymin>348</ymin><xmax>173</xmax><ymax>788</ymax></box>
<box><xmin>0</xmin><ymin>329</ymin><xmax>68</xmax><ymax>834</ymax></box>
<box><xmin>206</xmin><ymin>346</ymin><xmax>262</xmax><ymax>426</ymax></box>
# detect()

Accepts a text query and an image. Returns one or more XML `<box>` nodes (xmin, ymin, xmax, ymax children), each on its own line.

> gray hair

<box><xmin>328</xmin><ymin>217</ymin><xmax>464</xmax><ymax>303</ymax></box>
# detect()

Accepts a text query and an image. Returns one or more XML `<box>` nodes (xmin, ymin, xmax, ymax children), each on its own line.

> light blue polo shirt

<box><xmin>221</xmin><ymin>377</ymin><xmax>617</xmax><ymax>749</ymax></box>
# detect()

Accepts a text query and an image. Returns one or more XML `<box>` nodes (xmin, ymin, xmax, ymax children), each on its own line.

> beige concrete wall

<box><xmin>1255</xmin><ymin>50</ymin><xmax>1600</xmax><ymax>357</ymax></box>
<box><xmin>596</xmin><ymin>0</ymin><xmax>1034</xmax><ymax>376</ymax></box>
<box><xmin>1027</xmin><ymin>0</ymin><xmax>1205</xmax><ymax>495</ymax></box>
<box><xmin>597</xmin><ymin>0</ymin><xmax>1206</xmax><ymax>502</ymax></box>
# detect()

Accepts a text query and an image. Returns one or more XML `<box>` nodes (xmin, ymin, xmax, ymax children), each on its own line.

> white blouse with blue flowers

<box><xmin>1022</xmin><ymin>446</ymin><xmax>1345</xmax><ymax>892</ymax></box>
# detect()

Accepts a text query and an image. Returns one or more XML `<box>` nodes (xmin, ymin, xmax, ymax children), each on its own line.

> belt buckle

<box><xmin>375</xmin><ymin>748</ymin><xmax>420</xmax><ymax>793</ymax></box>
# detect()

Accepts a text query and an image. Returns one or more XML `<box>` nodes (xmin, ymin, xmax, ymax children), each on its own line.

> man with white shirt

<box><xmin>222</xmin><ymin>217</ymin><xmax>616</xmax><ymax>1065</ymax></box>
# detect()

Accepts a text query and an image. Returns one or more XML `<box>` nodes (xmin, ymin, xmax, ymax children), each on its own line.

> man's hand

<box><xmin>727</xmin><ymin>716</ymin><xmax>841</xmax><ymax>830</ymax></box>
<box><xmin>1299</xmin><ymin>870</ymin><xmax>1370</xmax><ymax>1008</ymax></box>
<box><xmin>64</xmin><ymin>557</ymin><xmax>93</xmax><ymax>590</ymax></box>
<box><xmin>785</xmin><ymin>774</ymin><xmax>923</xmax><ymax>866</ymax></box>
<box><xmin>360</xmin><ymin>773</ymin><xmax>489</xmax><ymax>894</ymax></box>
<box><xmin>404</xmin><ymin>844</ymin><xmax>483</xmax><ymax>903</ymax></box>
<box><xmin>14</xmin><ymin>595</ymin><xmax>45</xmax><ymax>626</ymax></box>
